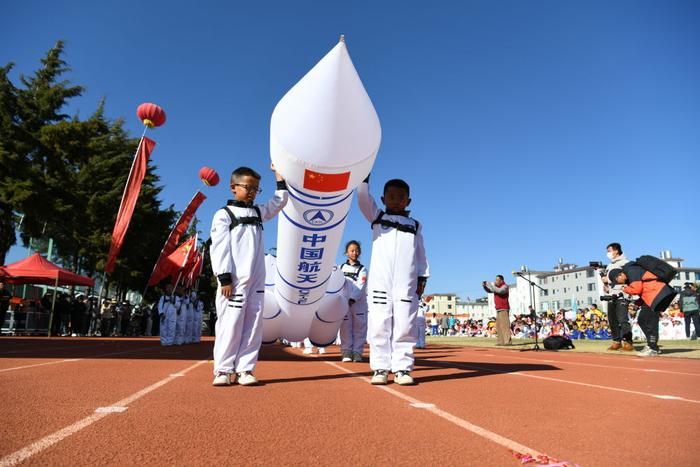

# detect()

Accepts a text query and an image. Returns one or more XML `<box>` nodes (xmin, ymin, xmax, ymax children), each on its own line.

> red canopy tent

<box><xmin>2</xmin><ymin>253</ymin><xmax>94</xmax><ymax>286</ymax></box>
<box><xmin>2</xmin><ymin>254</ymin><xmax>95</xmax><ymax>336</ymax></box>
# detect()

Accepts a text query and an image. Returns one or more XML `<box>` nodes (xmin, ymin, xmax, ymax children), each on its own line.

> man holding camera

<box><xmin>602</xmin><ymin>242</ymin><xmax>634</xmax><ymax>351</ymax></box>
<box><xmin>483</xmin><ymin>275</ymin><xmax>512</xmax><ymax>346</ymax></box>
<box><xmin>679</xmin><ymin>282</ymin><xmax>699</xmax><ymax>340</ymax></box>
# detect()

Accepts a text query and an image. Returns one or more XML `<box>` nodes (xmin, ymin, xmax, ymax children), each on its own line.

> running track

<box><xmin>1</xmin><ymin>337</ymin><xmax>698</xmax><ymax>466</ymax></box>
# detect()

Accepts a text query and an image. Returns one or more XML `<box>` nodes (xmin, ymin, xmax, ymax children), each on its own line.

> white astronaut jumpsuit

<box><xmin>416</xmin><ymin>302</ymin><xmax>427</xmax><ymax>348</ymax></box>
<box><xmin>357</xmin><ymin>181</ymin><xmax>429</xmax><ymax>373</ymax></box>
<box><xmin>184</xmin><ymin>293</ymin><xmax>195</xmax><ymax>344</ymax></box>
<box><xmin>158</xmin><ymin>294</ymin><xmax>178</xmax><ymax>346</ymax></box>
<box><xmin>174</xmin><ymin>294</ymin><xmax>187</xmax><ymax>345</ymax></box>
<box><xmin>192</xmin><ymin>294</ymin><xmax>203</xmax><ymax>343</ymax></box>
<box><xmin>339</xmin><ymin>261</ymin><xmax>369</xmax><ymax>356</ymax></box>
<box><xmin>210</xmin><ymin>184</ymin><xmax>288</xmax><ymax>375</ymax></box>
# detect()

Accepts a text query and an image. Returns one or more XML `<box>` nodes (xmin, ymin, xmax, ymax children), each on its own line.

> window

<box><xmin>587</xmin><ymin>297</ymin><xmax>593</xmax><ymax>305</ymax></box>
<box><xmin>576</xmin><ymin>286</ymin><xmax>580</xmax><ymax>292</ymax></box>
<box><xmin>587</xmin><ymin>283</ymin><xmax>596</xmax><ymax>291</ymax></box>
<box><xmin>564</xmin><ymin>299</ymin><xmax>571</xmax><ymax>308</ymax></box>
<box><xmin>448</xmin><ymin>304</ymin><xmax>452</xmax><ymax>309</ymax></box>
<box><xmin>686</xmin><ymin>272</ymin><xmax>691</xmax><ymax>281</ymax></box>
<box><xmin>586</xmin><ymin>269</ymin><xmax>595</xmax><ymax>278</ymax></box>
<box><xmin>541</xmin><ymin>302</ymin><xmax>549</xmax><ymax>311</ymax></box>
<box><xmin>540</xmin><ymin>289</ymin><xmax>549</xmax><ymax>297</ymax></box>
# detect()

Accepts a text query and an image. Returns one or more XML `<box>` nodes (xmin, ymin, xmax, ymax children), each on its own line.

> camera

<box><xmin>589</xmin><ymin>261</ymin><xmax>603</xmax><ymax>269</ymax></box>
<box><xmin>599</xmin><ymin>294</ymin><xmax>622</xmax><ymax>302</ymax></box>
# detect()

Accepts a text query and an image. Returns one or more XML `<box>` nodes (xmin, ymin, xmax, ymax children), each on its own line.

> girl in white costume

<box><xmin>339</xmin><ymin>240</ymin><xmax>368</xmax><ymax>362</ymax></box>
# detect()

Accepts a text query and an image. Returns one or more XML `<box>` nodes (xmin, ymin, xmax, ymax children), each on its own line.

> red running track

<box><xmin>1</xmin><ymin>337</ymin><xmax>698</xmax><ymax>466</ymax></box>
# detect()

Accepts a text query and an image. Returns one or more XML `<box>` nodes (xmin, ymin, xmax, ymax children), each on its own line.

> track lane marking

<box><xmin>438</xmin><ymin>360</ymin><xmax>700</xmax><ymax>404</ymax></box>
<box><xmin>0</xmin><ymin>345</ymin><xmax>165</xmax><ymax>374</ymax></box>
<box><xmin>0</xmin><ymin>360</ymin><xmax>207</xmax><ymax>467</ymax></box>
<box><xmin>473</xmin><ymin>352</ymin><xmax>700</xmax><ymax>377</ymax></box>
<box><xmin>504</xmin><ymin>371</ymin><xmax>700</xmax><ymax>404</ymax></box>
<box><xmin>0</xmin><ymin>359</ymin><xmax>81</xmax><ymax>373</ymax></box>
<box><xmin>324</xmin><ymin>361</ymin><xmax>555</xmax><ymax>461</ymax></box>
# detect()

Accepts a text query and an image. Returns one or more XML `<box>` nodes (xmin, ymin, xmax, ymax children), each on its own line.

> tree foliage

<box><xmin>0</xmin><ymin>41</ymin><xmax>176</xmax><ymax>297</ymax></box>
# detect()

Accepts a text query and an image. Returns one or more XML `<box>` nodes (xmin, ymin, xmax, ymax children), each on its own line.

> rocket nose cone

<box><xmin>271</xmin><ymin>39</ymin><xmax>381</xmax><ymax>168</ymax></box>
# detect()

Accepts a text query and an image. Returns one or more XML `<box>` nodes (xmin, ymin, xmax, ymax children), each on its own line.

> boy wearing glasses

<box><xmin>357</xmin><ymin>176</ymin><xmax>429</xmax><ymax>385</ymax></box>
<box><xmin>209</xmin><ymin>165</ymin><xmax>288</xmax><ymax>386</ymax></box>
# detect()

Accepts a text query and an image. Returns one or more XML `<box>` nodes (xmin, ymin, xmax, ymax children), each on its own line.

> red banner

<box><xmin>104</xmin><ymin>137</ymin><xmax>156</xmax><ymax>273</ymax></box>
<box><xmin>147</xmin><ymin>191</ymin><xmax>206</xmax><ymax>286</ymax></box>
<box><xmin>303</xmin><ymin>169</ymin><xmax>350</xmax><ymax>192</ymax></box>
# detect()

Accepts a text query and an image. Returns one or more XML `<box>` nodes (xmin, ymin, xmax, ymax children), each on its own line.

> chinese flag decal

<box><xmin>303</xmin><ymin>169</ymin><xmax>350</xmax><ymax>192</ymax></box>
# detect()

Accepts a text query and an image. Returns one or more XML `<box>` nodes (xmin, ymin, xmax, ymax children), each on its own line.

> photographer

<box><xmin>600</xmin><ymin>243</ymin><xmax>634</xmax><ymax>352</ymax></box>
<box><xmin>679</xmin><ymin>283</ymin><xmax>699</xmax><ymax>340</ymax></box>
<box><xmin>609</xmin><ymin>262</ymin><xmax>677</xmax><ymax>356</ymax></box>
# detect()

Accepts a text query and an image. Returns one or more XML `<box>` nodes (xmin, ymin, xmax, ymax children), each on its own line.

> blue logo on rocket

<box><xmin>303</xmin><ymin>209</ymin><xmax>334</xmax><ymax>226</ymax></box>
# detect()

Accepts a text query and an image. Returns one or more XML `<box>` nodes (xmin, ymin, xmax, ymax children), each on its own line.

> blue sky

<box><xmin>3</xmin><ymin>1</ymin><xmax>699</xmax><ymax>299</ymax></box>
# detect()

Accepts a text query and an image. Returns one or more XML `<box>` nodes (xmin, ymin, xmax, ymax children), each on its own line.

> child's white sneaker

<box><xmin>237</xmin><ymin>372</ymin><xmax>258</xmax><ymax>386</ymax></box>
<box><xmin>341</xmin><ymin>352</ymin><xmax>353</xmax><ymax>362</ymax></box>
<box><xmin>352</xmin><ymin>352</ymin><xmax>363</xmax><ymax>362</ymax></box>
<box><xmin>318</xmin><ymin>347</ymin><xmax>326</xmax><ymax>354</ymax></box>
<box><xmin>371</xmin><ymin>370</ymin><xmax>389</xmax><ymax>385</ymax></box>
<box><xmin>302</xmin><ymin>347</ymin><xmax>313</xmax><ymax>354</ymax></box>
<box><xmin>212</xmin><ymin>372</ymin><xmax>232</xmax><ymax>386</ymax></box>
<box><xmin>394</xmin><ymin>371</ymin><xmax>415</xmax><ymax>385</ymax></box>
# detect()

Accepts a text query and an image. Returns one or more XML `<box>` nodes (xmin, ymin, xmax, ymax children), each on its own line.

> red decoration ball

<box><xmin>136</xmin><ymin>103</ymin><xmax>166</xmax><ymax>128</ymax></box>
<box><xmin>199</xmin><ymin>167</ymin><xmax>220</xmax><ymax>187</ymax></box>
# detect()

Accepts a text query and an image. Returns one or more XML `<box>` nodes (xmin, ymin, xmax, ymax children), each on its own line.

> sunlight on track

<box><xmin>0</xmin><ymin>360</ymin><xmax>207</xmax><ymax>467</ymax></box>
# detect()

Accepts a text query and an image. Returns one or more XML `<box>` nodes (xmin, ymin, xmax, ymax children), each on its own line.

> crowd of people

<box><xmin>0</xmin><ymin>285</ymin><xmax>213</xmax><ymax>340</ymax></box>
<box><xmin>423</xmin><ymin>298</ymin><xmax>698</xmax><ymax>342</ymax></box>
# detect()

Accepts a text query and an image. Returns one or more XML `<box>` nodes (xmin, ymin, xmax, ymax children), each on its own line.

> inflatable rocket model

<box><xmin>262</xmin><ymin>37</ymin><xmax>381</xmax><ymax>345</ymax></box>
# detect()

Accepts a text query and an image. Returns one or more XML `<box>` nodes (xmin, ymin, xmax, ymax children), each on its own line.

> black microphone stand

<box><xmin>515</xmin><ymin>270</ymin><xmax>546</xmax><ymax>352</ymax></box>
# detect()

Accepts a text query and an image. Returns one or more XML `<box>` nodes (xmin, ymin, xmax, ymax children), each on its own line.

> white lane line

<box><xmin>0</xmin><ymin>346</ymin><xmax>164</xmax><ymax>374</ymax></box>
<box><xmin>0</xmin><ymin>359</ymin><xmax>81</xmax><ymax>373</ymax></box>
<box><xmin>487</xmin><ymin>353</ymin><xmax>700</xmax><ymax>377</ymax></box>
<box><xmin>324</xmin><ymin>361</ymin><xmax>551</xmax><ymax>460</ymax></box>
<box><xmin>0</xmin><ymin>360</ymin><xmax>207</xmax><ymax>467</ymax></box>
<box><xmin>426</xmin><ymin>358</ymin><xmax>700</xmax><ymax>404</ymax></box>
<box><xmin>94</xmin><ymin>406</ymin><xmax>128</xmax><ymax>413</ymax></box>
<box><xmin>502</xmin><ymin>370</ymin><xmax>700</xmax><ymax>404</ymax></box>
<box><xmin>410</xmin><ymin>403</ymin><xmax>436</xmax><ymax>408</ymax></box>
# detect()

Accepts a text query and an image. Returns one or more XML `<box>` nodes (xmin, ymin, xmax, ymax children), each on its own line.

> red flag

<box><xmin>147</xmin><ymin>191</ymin><xmax>206</xmax><ymax>286</ymax></box>
<box><xmin>150</xmin><ymin>236</ymin><xmax>197</xmax><ymax>286</ymax></box>
<box><xmin>105</xmin><ymin>137</ymin><xmax>156</xmax><ymax>273</ymax></box>
<box><xmin>183</xmin><ymin>250</ymin><xmax>204</xmax><ymax>288</ymax></box>
<box><xmin>303</xmin><ymin>169</ymin><xmax>350</xmax><ymax>192</ymax></box>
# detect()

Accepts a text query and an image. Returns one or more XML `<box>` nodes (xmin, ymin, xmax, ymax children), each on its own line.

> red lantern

<box><xmin>199</xmin><ymin>167</ymin><xmax>220</xmax><ymax>187</ymax></box>
<box><xmin>136</xmin><ymin>103</ymin><xmax>166</xmax><ymax>128</ymax></box>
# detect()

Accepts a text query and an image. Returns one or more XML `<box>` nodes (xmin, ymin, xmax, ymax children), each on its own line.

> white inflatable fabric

<box><xmin>264</xmin><ymin>38</ymin><xmax>381</xmax><ymax>342</ymax></box>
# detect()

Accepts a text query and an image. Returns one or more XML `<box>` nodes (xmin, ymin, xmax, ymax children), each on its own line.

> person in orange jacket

<box><xmin>609</xmin><ymin>265</ymin><xmax>677</xmax><ymax>357</ymax></box>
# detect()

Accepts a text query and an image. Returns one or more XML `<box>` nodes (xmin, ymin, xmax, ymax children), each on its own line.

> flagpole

<box><xmin>47</xmin><ymin>276</ymin><xmax>59</xmax><ymax>337</ymax></box>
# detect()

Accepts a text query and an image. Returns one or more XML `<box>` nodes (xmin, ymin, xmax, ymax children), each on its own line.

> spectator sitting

<box><xmin>571</xmin><ymin>323</ymin><xmax>585</xmax><ymax>340</ymax></box>
<box><xmin>593</xmin><ymin>322</ymin><xmax>611</xmax><ymax>340</ymax></box>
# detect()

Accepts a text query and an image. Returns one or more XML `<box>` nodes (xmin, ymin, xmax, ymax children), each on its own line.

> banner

<box><xmin>104</xmin><ymin>137</ymin><xmax>156</xmax><ymax>273</ymax></box>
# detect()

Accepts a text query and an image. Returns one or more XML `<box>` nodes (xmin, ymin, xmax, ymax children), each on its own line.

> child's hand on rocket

<box><xmin>271</xmin><ymin>163</ymin><xmax>284</xmax><ymax>182</ymax></box>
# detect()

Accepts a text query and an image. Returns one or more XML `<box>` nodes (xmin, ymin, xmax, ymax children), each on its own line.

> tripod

<box><xmin>515</xmin><ymin>270</ymin><xmax>546</xmax><ymax>352</ymax></box>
